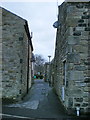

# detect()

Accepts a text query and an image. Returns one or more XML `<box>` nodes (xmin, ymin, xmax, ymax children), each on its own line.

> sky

<box><xmin>0</xmin><ymin>0</ymin><xmax>65</xmax><ymax>61</ymax></box>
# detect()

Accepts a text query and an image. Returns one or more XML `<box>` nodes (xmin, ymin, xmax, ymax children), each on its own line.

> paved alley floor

<box><xmin>2</xmin><ymin>79</ymin><xmax>89</xmax><ymax>119</ymax></box>
<box><xmin>2</xmin><ymin>79</ymin><xmax>67</xmax><ymax>119</ymax></box>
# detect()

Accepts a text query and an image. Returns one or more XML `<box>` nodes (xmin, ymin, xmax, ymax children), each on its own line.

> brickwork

<box><xmin>52</xmin><ymin>1</ymin><xmax>90</xmax><ymax>115</ymax></box>
<box><xmin>0</xmin><ymin>7</ymin><xmax>33</xmax><ymax>102</ymax></box>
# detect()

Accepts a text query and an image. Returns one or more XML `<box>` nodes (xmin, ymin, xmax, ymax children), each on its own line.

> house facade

<box><xmin>0</xmin><ymin>7</ymin><xmax>33</xmax><ymax>102</ymax></box>
<box><xmin>51</xmin><ymin>1</ymin><xmax>90</xmax><ymax>115</ymax></box>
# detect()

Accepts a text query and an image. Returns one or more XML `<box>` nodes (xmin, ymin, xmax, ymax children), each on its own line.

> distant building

<box><xmin>44</xmin><ymin>62</ymin><xmax>50</xmax><ymax>82</ymax></box>
<box><xmin>48</xmin><ymin>59</ymin><xmax>55</xmax><ymax>86</ymax></box>
<box><xmin>0</xmin><ymin>7</ymin><xmax>33</xmax><ymax>102</ymax></box>
<box><xmin>52</xmin><ymin>1</ymin><xmax>90</xmax><ymax>115</ymax></box>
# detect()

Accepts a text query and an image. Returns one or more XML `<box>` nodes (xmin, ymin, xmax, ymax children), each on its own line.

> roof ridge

<box><xmin>65</xmin><ymin>0</ymin><xmax>90</xmax><ymax>2</ymax></box>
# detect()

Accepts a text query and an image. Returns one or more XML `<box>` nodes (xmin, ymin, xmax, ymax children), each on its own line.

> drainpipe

<box><xmin>76</xmin><ymin>107</ymin><xmax>80</xmax><ymax>116</ymax></box>
<box><xmin>62</xmin><ymin>86</ymin><xmax>65</xmax><ymax>101</ymax></box>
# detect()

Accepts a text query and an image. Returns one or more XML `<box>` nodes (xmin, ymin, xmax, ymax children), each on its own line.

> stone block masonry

<box><xmin>0</xmin><ymin>7</ymin><xmax>33</xmax><ymax>102</ymax></box>
<box><xmin>0</xmin><ymin>7</ymin><xmax>2</xmax><ymax>117</ymax></box>
<box><xmin>51</xmin><ymin>1</ymin><xmax>90</xmax><ymax>115</ymax></box>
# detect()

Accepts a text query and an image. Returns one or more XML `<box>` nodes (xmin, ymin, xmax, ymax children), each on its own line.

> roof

<box><xmin>1</xmin><ymin>7</ymin><xmax>26</xmax><ymax>21</ymax></box>
<box><xmin>65</xmin><ymin>0</ymin><xmax>90</xmax><ymax>2</ymax></box>
<box><xmin>1</xmin><ymin>7</ymin><xmax>33</xmax><ymax>51</ymax></box>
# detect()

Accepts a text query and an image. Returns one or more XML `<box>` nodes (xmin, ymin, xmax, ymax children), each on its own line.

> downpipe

<box><xmin>62</xmin><ymin>87</ymin><xmax>65</xmax><ymax>101</ymax></box>
<box><xmin>61</xmin><ymin>86</ymin><xmax>80</xmax><ymax>116</ymax></box>
<box><xmin>76</xmin><ymin>107</ymin><xmax>80</xmax><ymax>116</ymax></box>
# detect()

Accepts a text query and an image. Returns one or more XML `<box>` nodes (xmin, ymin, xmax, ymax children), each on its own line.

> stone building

<box><xmin>52</xmin><ymin>1</ymin><xmax>90</xmax><ymax>115</ymax></box>
<box><xmin>48</xmin><ymin>60</ymin><xmax>54</xmax><ymax>86</ymax></box>
<box><xmin>0</xmin><ymin>7</ymin><xmax>33</xmax><ymax>102</ymax></box>
<box><xmin>44</xmin><ymin>62</ymin><xmax>50</xmax><ymax>82</ymax></box>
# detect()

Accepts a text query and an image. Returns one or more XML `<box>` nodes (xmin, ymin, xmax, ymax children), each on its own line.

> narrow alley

<box><xmin>1</xmin><ymin>1</ymin><xmax>90</xmax><ymax>120</ymax></box>
<box><xmin>2</xmin><ymin>79</ymin><xmax>67</xmax><ymax>119</ymax></box>
<box><xmin>2</xmin><ymin>79</ymin><xmax>89</xmax><ymax>120</ymax></box>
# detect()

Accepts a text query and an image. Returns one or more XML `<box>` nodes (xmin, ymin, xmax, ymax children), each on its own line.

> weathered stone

<box><xmin>73</xmin><ymin>31</ymin><xmax>81</xmax><ymax>36</ymax></box>
<box><xmin>74</xmin><ymin>98</ymin><xmax>83</xmax><ymax>102</ymax></box>
<box><xmin>80</xmin><ymin>108</ymin><xmax>84</xmax><ymax>113</ymax></box>
<box><xmin>82</xmin><ymin>92</ymin><xmax>89</xmax><ymax>98</ymax></box>
<box><xmin>5</xmin><ymin>84</ymin><xmax>12</xmax><ymax>87</ymax></box>
<box><xmin>88</xmin><ymin>23</ymin><xmax>90</xmax><ymax>27</ymax></box>
<box><xmin>19</xmin><ymin>37</ymin><xmax>23</xmax><ymax>41</ymax></box>
<box><xmin>67</xmin><ymin>36</ymin><xmax>79</xmax><ymax>44</ymax></box>
<box><xmin>75</xmin><ymin>82</ymin><xmax>86</xmax><ymax>87</ymax></box>
<box><xmin>1</xmin><ymin>7</ymin><xmax>33</xmax><ymax>101</ymax></box>
<box><xmin>49</xmin><ymin>1</ymin><xmax>90</xmax><ymax>115</ymax></box>
<box><xmin>78</xmin><ymin>24</ymin><xmax>87</xmax><ymax>27</ymax></box>
<box><xmin>80</xmin><ymin>53</ymin><xmax>88</xmax><ymax>59</ymax></box>
<box><xmin>82</xmin><ymin>15</ymin><xmax>90</xmax><ymax>19</ymax></box>
<box><xmin>76</xmin><ymin>27</ymin><xmax>85</xmax><ymax>31</ymax></box>
<box><xmin>76</xmin><ymin>4</ymin><xmax>84</xmax><ymax>8</ymax></box>
<box><xmin>85</xmin><ymin>108</ymin><xmax>90</xmax><ymax>113</ymax></box>
<box><xmin>82</xmin><ymin>30</ymin><xmax>89</xmax><ymax>36</ymax></box>
<box><xmin>69</xmin><ymin>88</ymin><xmax>82</xmax><ymax>94</ymax></box>
<box><xmin>74</xmin><ymin>65</ymin><xmax>87</xmax><ymax>71</ymax></box>
<box><xmin>67</xmin><ymin>63</ymin><xmax>74</xmax><ymax>70</ymax></box>
<box><xmin>83</xmin><ymin>97</ymin><xmax>89</xmax><ymax>102</ymax></box>
<box><xmin>69</xmin><ymin>71</ymin><xmax>84</xmax><ymax>80</ymax></box>
<box><xmin>78</xmin><ymin>19</ymin><xmax>84</xmax><ymax>23</ymax></box>
<box><xmin>84</xmin><ymin>87</ymin><xmax>90</xmax><ymax>92</ymax></box>
<box><xmin>87</xmin><ymin>83</ymin><xmax>90</xmax><ymax>87</ymax></box>
<box><xmin>67</xmin><ymin>53</ymin><xmax>80</xmax><ymax>63</ymax></box>
<box><xmin>82</xmin><ymin>103</ymin><xmax>88</xmax><ymax>107</ymax></box>
<box><xmin>84</xmin><ymin>61</ymin><xmax>90</xmax><ymax>65</ymax></box>
<box><xmin>74</xmin><ymin>103</ymin><xmax>81</xmax><ymax>107</ymax></box>
<box><xmin>20</xmin><ymin>59</ymin><xmax>23</xmax><ymax>63</ymax></box>
<box><xmin>8</xmin><ymin>70</ymin><xmax>13</xmax><ymax>73</ymax></box>
<box><xmin>68</xmin><ymin>98</ymin><xmax>73</xmax><ymax>108</ymax></box>
<box><xmin>75</xmin><ymin>45</ymin><xmax>88</xmax><ymax>53</ymax></box>
<box><xmin>85</xmin><ymin>27</ymin><xmax>90</xmax><ymax>31</ymax></box>
<box><xmin>80</xmin><ymin>39</ymin><xmax>88</xmax><ymax>45</ymax></box>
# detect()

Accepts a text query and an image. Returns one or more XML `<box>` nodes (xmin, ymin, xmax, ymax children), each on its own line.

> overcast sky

<box><xmin>0</xmin><ymin>0</ymin><xmax>65</xmax><ymax>61</ymax></box>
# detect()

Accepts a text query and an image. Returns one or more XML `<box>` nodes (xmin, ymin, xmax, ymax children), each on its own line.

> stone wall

<box><xmin>0</xmin><ymin>7</ymin><xmax>2</xmax><ymax>117</ymax></box>
<box><xmin>48</xmin><ymin>60</ymin><xmax>55</xmax><ymax>87</ymax></box>
<box><xmin>44</xmin><ymin>62</ymin><xmax>50</xmax><ymax>82</ymax></box>
<box><xmin>29</xmin><ymin>46</ymin><xmax>32</xmax><ymax>88</ymax></box>
<box><xmin>52</xmin><ymin>1</ymin><xmax>90</xmax><ymax>115</ymax></box>
<box><xmin>1</xmin><ymin>7</ymin><xmax>33</xmax><ymax>102</ymax></box>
